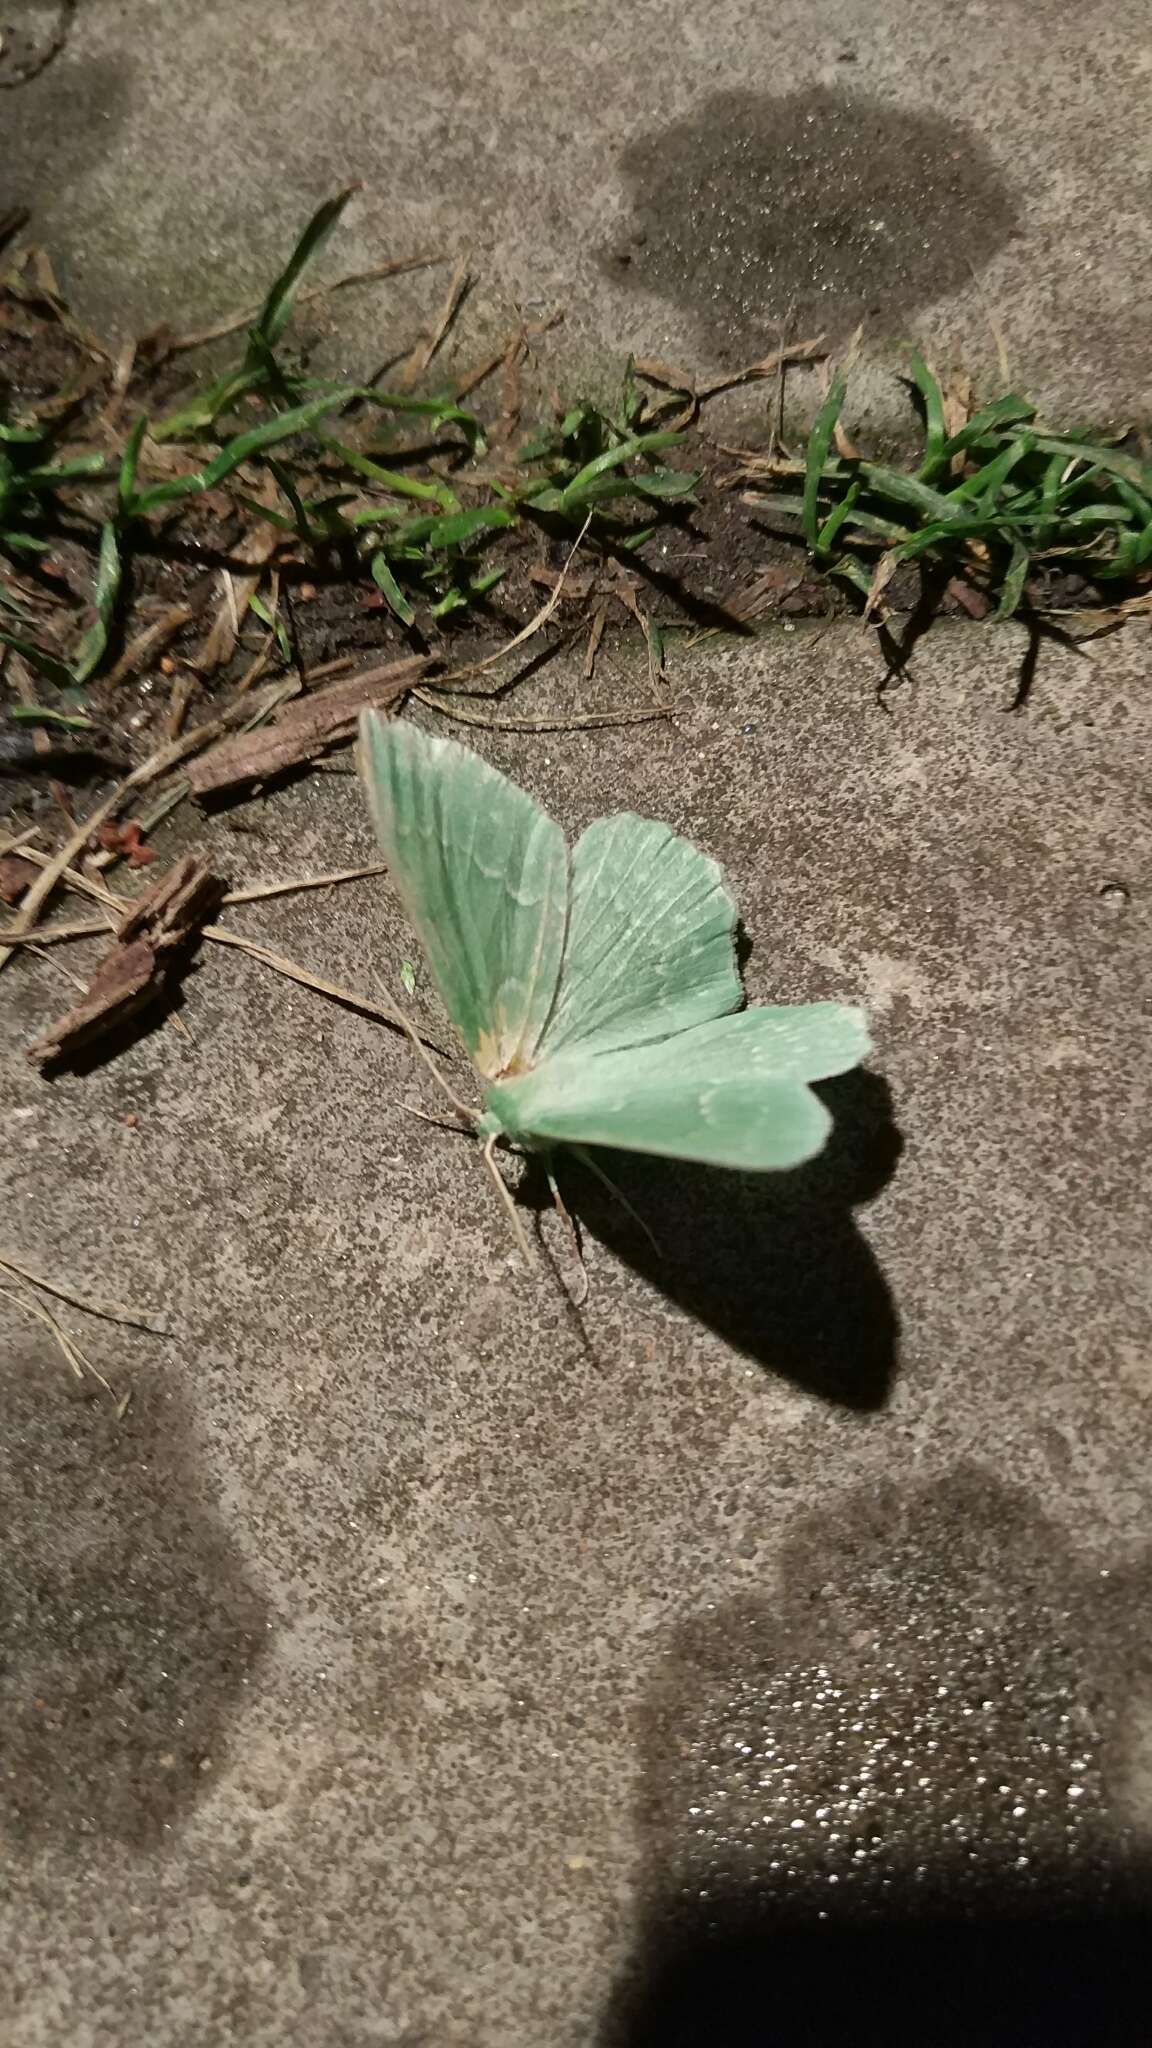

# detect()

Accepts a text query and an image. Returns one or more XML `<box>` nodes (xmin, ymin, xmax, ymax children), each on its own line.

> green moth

<box><xmin>358</xmin><ymin>714</ymin><xmax>870</xmax><ymax>1195</ymax></box>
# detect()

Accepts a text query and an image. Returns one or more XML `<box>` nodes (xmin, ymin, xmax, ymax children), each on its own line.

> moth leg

<box><xmin>395</xmin><ymin>1102</ymin><xmax>475</xmax><ymax>1135</ymax></box>
<box><xmin>545</xmin><ymin>1166</ymin><xmax>588</xmax><ymax>1309</ymax></box>
<box><xmin>481</xmin><ymin>1131</ymin><xmax>534</xmax><ymax>1266</ymax></box>
<box><xmin>570</xmin><ymin>1144</ymin><xmax>662</xmax><ymax>1261</ymax></box>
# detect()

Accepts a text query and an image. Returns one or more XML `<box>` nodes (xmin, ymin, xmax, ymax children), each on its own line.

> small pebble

<box><xmin>1097</xmin><ymin>880</ymin><xmax>1130</xmax><ymax>916</ymax></box>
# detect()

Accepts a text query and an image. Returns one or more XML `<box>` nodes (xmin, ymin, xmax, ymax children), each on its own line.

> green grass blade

<box><xmin>909</xmin><ymin>354</ymin><xmax>946</xmax><ymax>478</ymax></box>
<box><xmin>815</xmin><ymin>480</ymin><xmax>862</xmax><ymax>556</ymax></box>
<box><xmin>1</xmin><ymin>532</ymin><xmax>52</xmax><ymax>555</ymax></box>
<box><xmin>625</xmin><ymin>467</ymin><xmax>700</xmax><ymax>501</ymax></box>
<box><xmin>557</xmin><ymin>429</ymin><xmax>684</xmax><ymax>509</ymax></box>
<box><xmin>254</xmin><ymin>187</ymin><xmax>357</xmax><ymax>353</ymax></box>
<box><xmin>992</xmin><ymin>539</ymin><xmax>1030</xmax><ymax>620</ymax></box>
<box><xmin>804</xmin><ymin>370</ymin><xmax>848</xmax><ymax>552</ymax></box>
<box><xmin>370</xmin><ymin>552</ymin><xmax>416</xmax><ymax>625</ymax></box>
<box><xmin>118</xmin><ymin>415</ymin><xmax>148</xmax><ymax>513</ymax></box>
<box><xmin>944</xmin><ymin>434</ymin><xmax>1035</xmax><ymax>507</ymax></box>
<box><xmin>1101</xmin><ymin>511</ymin><xmax>1152</xmax><ymax>578</ymax></box>
<box><xmin>299</xmin><ymin>381</ymin><xmax>485</xmax><ymax>453</ymax></box>
<box><xmin>424</xmin><ymin>505</ymin><xmax>517</xmax><ymax>548</ymax></box>
<box><xmin>857</xmin><ymin>464</ymin><xmax>963</xmax><ymax>521</ymax></box>
<box><xmin>316</xmin><ymin>434</ymin><xmax>458</xmax><ymax>510</ymax></box>
<box><xmin>938</xmin><ymin>395</ymin><xmax>1036</xmax><ymax>461</ymax></box>
<box><xmin>267</xmin><ymin>458</ymin><xmax>320</xmax><ymax>543</ymax></box>
<box><xmin>9</xmin><ymin>703</ymin><xmax>96</xmax><ymax>731</ymax></box>
<box><xmin>249</xmin><ymin>592</ymin><xmax>293</xmax><ymax>662</ymax></box>
<box><xmin>828</xmin><ymin>556</ymin><xmax>875</xmax><ymax>599</ymax></box>
<box><xmin>1033</xmin><ymin>451</ymin><xmax>1066</xmax><ymax>549</ymax></box>
<box><xmin>1030</xmin><ymin>434</ymin><xmax>1152</xmax><ymax>493</ymax></box>
<box><xmin>23</xmin><ymin>453</ymin><xmax>110</xmax><ymax>486</ymax></box>
<box><xmin>1108</xmin><ymin>474</ymin><xmax>1152</xmax><ymax>523</ymax></box>
<box><xmin>0</xmin><ymin>630</ymin><xmax>74</xmax><ymax>685</ymax></box>
<box><xmin>130</xmin><ymin>392</ymin><xmax>340</xmax><ymax>514</ymax></box>
<box><xmin>620</xmin><ymin>355</ymin><xmax>642</xmax><ymax>430</ymax></box>
<box><xmin>153</xmin><ymin>366</ymin><xmax>265</xmax><ymax>443</ymax></box>
<box><xmin>72</xmin><ymin>521</ymin><xmax>122</xmax><ymax>682</ymax></box>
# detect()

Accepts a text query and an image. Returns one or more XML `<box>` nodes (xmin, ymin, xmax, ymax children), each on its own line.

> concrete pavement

<box><xmin>3</xmin><ymin>624</ymin><xmax>1152</xmax><ymax>2043</ymax></box>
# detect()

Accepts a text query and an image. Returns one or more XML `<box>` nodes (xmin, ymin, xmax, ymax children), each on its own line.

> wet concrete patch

<box><xmin>603</xmin><ymin>87</ymin><xmax>1019</xmax><ymax>359</ymax></box>
<box><xmin>609</xmin><ymin>1466</ymin><xmax>1152</xmax><ymax>2043</ymax></box>
<box><xmin>0</xmin><ymin>1350</ymin><xmax>269</xmax><ymax>1847</ymax></box>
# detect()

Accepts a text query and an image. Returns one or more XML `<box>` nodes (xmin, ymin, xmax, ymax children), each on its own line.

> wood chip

<box><xmin>26</xmin><ymin>854</ymin><xmax>225</xmax><ymax>1065</ymax></box>
<box><xmin>102</xmin><ymin>600</ymin><xmax>197</xmax><ymax>689</ymax></box>
<box><xmin>0</xmin><ymin>851</ymin><xmax>38</xmax><ymax>904</ymax></box>
<box><xmin>185</xmin><ymin>655</ymin><xmax>430</xmax><ymax>797</ymax></box>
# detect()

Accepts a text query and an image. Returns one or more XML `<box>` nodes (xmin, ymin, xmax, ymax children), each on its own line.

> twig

<box><xmin>20</xmin><ymin>941</ymin><xmax>89</xmax><ymax>990</ymax></box>
<box><xmin>412</xmin><ymin>689</ymin><xmax>672</xmax><ymax>732</ymax></box>
<box><xmin>3</xmin><ymin>861</ymin><xmax>391</xmax><ymax>944</ymax></box>
<box><xmin>202</xmin><ymin>926</ymin><xmax>447</xmax><ymax>1053</ymax></box>
<box><xmin>0</xmin><ymin>687</ymin><xmax>298</xmax><ymax>969</ymax></box>
<box><xmin>0</xmin><ymin>824</ymin><xmax>40</xmax><ymax>859</ymax></box>
<box><xmin>635</xmin><ymin>337</ymin><xmax>826</xmax><ymax>413</ymax></box>
<box><xmin>398</xmin><ymin>255</ymin><xmax>470</xmax><ymax>392</ymax></box>
<box><xmin>222</xmin><ymin>863</ymin><xmax>388</xmax><ymax>907</ymax></box>
<box><xmin>165</xmin><ymin>671</ymin><xmax>195</xmax><ymax>739</ymax></box>
<box><xmin>0</xmin><ymin>1280</ymin><xmax>118</xmax><ymax>1402</ymax></box>
<box><xmin>583</xmin><ymin>600</ymin><xmax>609</xmax><ymax>681</ymax></box>
<box><xmin>0</xmin><ymin>1252</ymin><xmax>169</xmax><ymax>1334</ymax></box>
<box><xmin>0</xmin><ymin>783</ymin><xmax>136</xmax><ymax>973</ymax></box>
<box><xmin>0</xmin><ymin>918</ymin><xmax>109</xmax><ymax>946</ymax></box>
<box><xmin>436</xmin><ymin>515</ymin><xmax>592</xmax><ymax>686</ymax></box>
<box><xmin>153</xmin><ymin>253</ymin><xmax>447</xmax><ymax>356</ymax></box>
<box><xmin>4</xmin><ymin>843</ymin><xmax>124</xmax><ymax>911</ymax></box>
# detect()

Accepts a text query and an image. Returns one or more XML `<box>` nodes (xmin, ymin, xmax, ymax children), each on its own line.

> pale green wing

<box><xmin>359</xmin><ymin>716</ymin><xmax>567</xmax><ymax>1077</ymax></box>
<box><xmin>536</xmin><ymin>813</ymin><xmax>742</xmax><ymax>1061</ymax></box>
<box><xmin>487</xmin><ymin>1004</ymin><xmax>870</xmax><ymax>1170</ymax></box>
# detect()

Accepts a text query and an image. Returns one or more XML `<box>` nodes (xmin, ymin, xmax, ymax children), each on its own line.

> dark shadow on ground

<box><xmin>0</xmin><ymin>1347</ymin><xmax>269</xmax><ymax>1847</ymax></box>
<box><xmin>531</xmin><ymin>1068</ymin><xmax>901</xmax><ymax>1410</ymax></box>
<box><xmin>603</xmin><ymin>1466</ymin><xmax>1152</xmax><ymax>2044</ymax></box>
<box><xmin>606</xmin><ymin>1904</ymin><xmax>1152</xmax><ymax>2046</ymax></box>
<box><xmin>601</xmin><ymin>87</ymin><xmax>1019</xmax><ymax>359</ymax></box>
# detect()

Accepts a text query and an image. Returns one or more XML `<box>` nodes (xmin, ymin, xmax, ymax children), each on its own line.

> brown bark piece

<box><xmin>184</xmin><ymin>656</ymin><xmax>430</xmax><ymax>798</ymax></box>
<box><xmin>26</xmin><ymin>854</ymin><xmax>225</xmax><ymax>1065</ymax></box>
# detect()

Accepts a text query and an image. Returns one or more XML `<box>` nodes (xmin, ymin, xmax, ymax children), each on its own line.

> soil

<box><xmin>0</xmin><ymin>272</ymin><xmax>1124</xmax><ymax>836</ymax></box>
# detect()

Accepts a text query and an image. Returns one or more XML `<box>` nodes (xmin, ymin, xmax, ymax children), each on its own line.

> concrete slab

<box><xmin>3</xmin><ymin>622</ymin><xmax>1152</xmax><ymax>2043</ymax></box>
<box><xmin>2</xmin><ymin>0</ymin><xmax>1152</xmax><ymax>425</ymax></box>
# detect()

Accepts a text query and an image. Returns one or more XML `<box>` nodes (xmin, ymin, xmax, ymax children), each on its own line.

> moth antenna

<box><xmin>546</xmin><ymin>1167</ymin><xmax>588</xmax><ymax>1308</ymax></box>
<box><xmin>570</xmin><ymin>1145</ymin><xmax>662</xmax><ymax>1260</ymax></box>
<box><xmin>482</xmin><ymin>1132</ymin><xmax>534</xmax><ymax>1267</ymax></box>
<box><xmin>373</xmin><ymin>975</ymin><xmax>476</xmax><ymax>1124</ymax></box>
